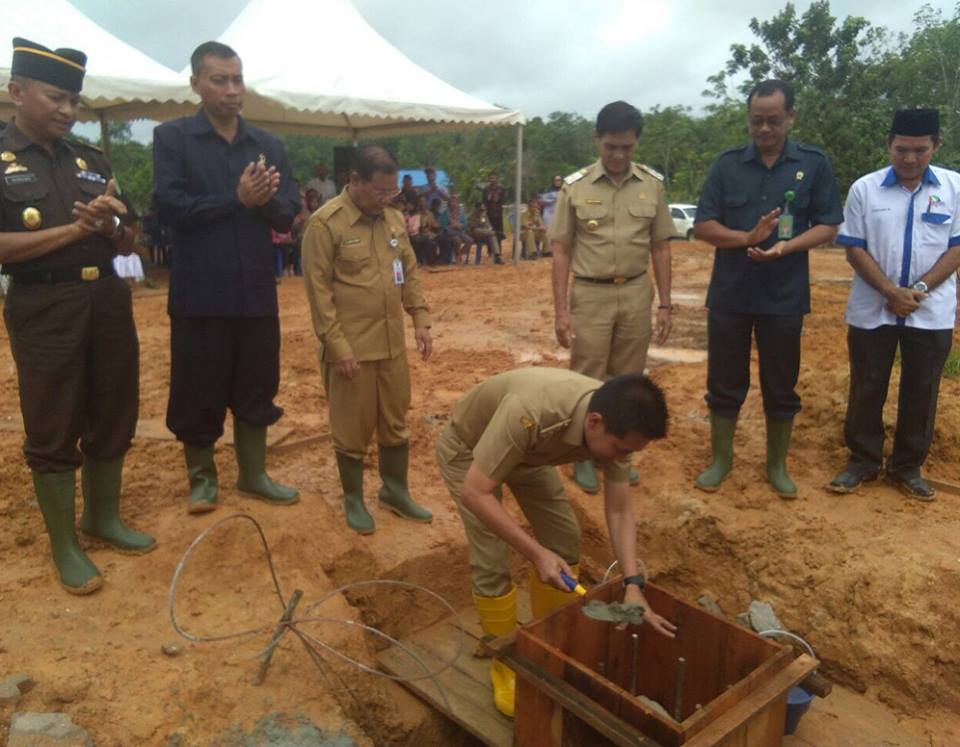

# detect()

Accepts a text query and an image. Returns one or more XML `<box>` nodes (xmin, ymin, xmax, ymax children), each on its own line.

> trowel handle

<box><xmin>560</xmin><ymin>570</ymin><xmax>587</xmax><ymax>596</ymax></box>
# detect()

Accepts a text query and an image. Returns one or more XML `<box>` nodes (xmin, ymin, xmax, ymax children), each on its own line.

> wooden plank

<box><xmin>682</xmin><ymin>656</ymin><xmax>817</xmax><ymax>747</ymax></box>
<box><xmin>929</xmin><ymin>477</ymin><xmax>960</xmax><ymax>496</ymax></box>
<box><xmin>502</xmin><ymin>643</ymin><xmax>662</xmax><ymax>747</ymax></box>
<box><xmin>377</xmin><ymin>624</ymin><xmax>513</xmax><ymax>747</ymax></box>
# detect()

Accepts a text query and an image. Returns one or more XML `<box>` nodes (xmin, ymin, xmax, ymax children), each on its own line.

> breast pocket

<box><xmin>335</xmin><ymin>242</ymin><xmax>374</xmax><ymax>277</ymax></box>
<box><xmin>76</xmin><ymin>179</ymin><xmax>107</xmax><ymax>200</ymax></box>
<box><xmin>575</xmin><ymin>203</ymin><xmax>609</xmax><ymax>234</ymax></box>
<box><xmin>627</xmin><ymin>201</ymin><xmax>656</xmax><ymax>242</ymax></box>
<box><xmin>1</xmin><ymin>180</ymin><xmax>50</xmax><ymax>231</ymax></box>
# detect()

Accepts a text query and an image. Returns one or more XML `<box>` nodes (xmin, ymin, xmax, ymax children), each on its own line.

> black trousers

<box><xmin>844</xmin><ymin>324</ymin><xmax>952</xmax><ymax>476</ymax></box>
<box><xmin>166</xmin><ymin>316</ymin><xmax>283</xmax><ymax>447</ymax></box>
<box><xmin>3</xmin><ymin>276</ymin><xmax>139</xmax><ymax>472</ymax></box>
<box><xmin>705</xmin><ymin>310</ymin><xmax>803</xmax><ymax>420</ymax></box>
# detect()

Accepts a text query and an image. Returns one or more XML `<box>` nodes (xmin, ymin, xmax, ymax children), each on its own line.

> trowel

<box><xmin>561</xmin><ymin>571</ymin><xmax>646</xmax><ymax>626</ymax></box>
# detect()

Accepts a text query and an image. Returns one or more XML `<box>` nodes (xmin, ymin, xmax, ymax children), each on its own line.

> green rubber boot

<box><xmin>573</xmin><ymin>460</ymin><xmax>600</xmax><ymax>494</ymax></box>
<box><xmin>628</xmin><ymin>466</ymin><xmax>640</xmax><ymax>486</ymax></box>
<box><xmin>79</xmin><ymin>456</ymin><xmax>156</xmax><ymax>554</ymax></box>
<box><xmin>33</xmin><ymin>471</ymin><xmax>102</xmax><ymax>595</ymax></box>
<box><xmin>234</xmin><ymin>419</ymin><xmax>299</xmax><ymax>505</ymax></box>
<box><xmin>765</xmin><ymin>416</ymin><xmax>798</xmax><ymax>499</ymax></box>
<box><xmin>695</xmin><ymin>414</ymin><xmax>737</xmax><ymax>492</ymax></box>
<box><xmin>336</xmin><ymin>451</ymin><xmax>374</xmax><ymax>534</ymax></box>
<box><xmin>184</xmin><ymin>443</ymin><xmax>219</xmax><ymax>514</ymax></box>
<box><xmin>378</xmin><ymin>444</ymin><xmax>433</xmax><ymax>523</ymax></box>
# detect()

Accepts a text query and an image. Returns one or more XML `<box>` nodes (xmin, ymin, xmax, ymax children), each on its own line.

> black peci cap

<box><xmin>11</xmin><ymin>37</ymin><xmax>86</xmax><ymax>93</ymax></box>
<box><xmin>890</xmin><ymin>108</ymin><xmax>940</xmax><ymax>138</ymax></box>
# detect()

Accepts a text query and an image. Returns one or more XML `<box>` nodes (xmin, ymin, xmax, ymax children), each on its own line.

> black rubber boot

<box><xmin>336</xmin><ymin>451</ymin><xmax>374</xmax><ymax>534</ymax></box>
<box><xmin>378</xmin><ymin>444</ymin><xmax>432</xmax><ymax>522</ymax></box>
<box><xmin>184</xmin><ymin>443</ymin><xmax>219</xmax><ymax>514</ymax></box>
<box><xmin>79</xmin><ymin>456</ymin><xmax>156</xmax><ymax>554</ymax></box>
<box><xmin>234</xmin><ymin>419</ymin><xmax>299</xmax><ymax>505</ymax></box>
<box><xmin>33</xmin><ymin>471</ymin><xmax>102</xmax><ymax>595</ymax></box>
<box><xmin>695</xmin><ymin>414</ymin><xmax>737</xmax><ymax>492</ymax></box>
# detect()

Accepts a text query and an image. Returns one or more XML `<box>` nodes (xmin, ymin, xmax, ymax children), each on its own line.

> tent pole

<box><xmin>512</xmin><ymin>123</ymin><xmax>523</xmax><ymax>265</ymax></box>
<box><xmin>98</xmin><ymin>111</ymin><xmax>111</xmax><ymax>161</ymax></box>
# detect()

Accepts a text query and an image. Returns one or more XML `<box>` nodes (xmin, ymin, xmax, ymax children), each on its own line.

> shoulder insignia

<box><xmin>317</xmin><ymin>199</ymin><xmax>342</xmax><ymax>221</ymax></box>
<box><xmin>519</xmin><ymin>416</ymin><xmax>537</xmax><ymax>432</ymax></box>
<box><xmin>638</xmin><ymin>163</ymin><xmax>664</xmax><ymax>181</ymax></box>
<box><xmin>69</xmin><ymin>138</ymin><xmax>103</xmax><ymax>154</ymax></box>
<box><xmin>564</xmin><ymin>168</ymin><xmax>588</xmax><ymax>185</ymax></box>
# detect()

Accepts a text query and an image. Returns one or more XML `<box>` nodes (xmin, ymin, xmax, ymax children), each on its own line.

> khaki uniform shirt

<box><xmin>548</xmin><ymin>160</ymin><xmax>675</xmax><ymax>279</ymax></box>
<box><xmin>302</xmin><ymin>188</ymin><xmax>431</xmax><ymax>363</ymax></box>
<box><xmin>450</xmin><ymin>368</ymin><xmax>631</xmax><ymax>484</ymax></box>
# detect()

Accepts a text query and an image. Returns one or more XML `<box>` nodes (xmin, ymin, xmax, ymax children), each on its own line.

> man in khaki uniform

<box><xmin>302</xmin><ymin>146</ymin><xmax>433</xmax><ymax>534</ymax></box>
<box><xmin>436</xmin><ymin>368</ymin><xmax>676</xmax><ymax>718</ymax></box>
<box><xmin>551</xmin><ymin>101</ymin><xmax>675</xmax><ymax>494</ymax></box>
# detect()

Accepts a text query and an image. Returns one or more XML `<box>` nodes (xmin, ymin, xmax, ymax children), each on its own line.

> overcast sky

<box><xmin>70</xmin><ymin>0</ymin><xmax>950</xmax><ymax>120</ymax></box>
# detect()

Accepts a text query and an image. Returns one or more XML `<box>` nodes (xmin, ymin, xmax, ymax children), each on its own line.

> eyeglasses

<box><xmin>372</xmin><ymin>187</ymin><xmax>401</xmax><ymax>200</ymax></box>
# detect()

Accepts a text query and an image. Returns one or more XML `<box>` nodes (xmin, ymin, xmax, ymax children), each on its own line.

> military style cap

<box><xmin>890</xmin><ymin>108</ymin><xmax>939</xmax><ymax>137</ymax></box>
<box><xmin>10</xmin><ymin>37</ymin><xmax>87</xmax><ymax>93</ymax></box>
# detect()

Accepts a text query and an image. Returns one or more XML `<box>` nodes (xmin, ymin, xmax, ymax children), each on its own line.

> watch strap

<box><xmin>622</xmin><ymin>574</ymin><xmax>646</xmax><ymax>589</ymax></box>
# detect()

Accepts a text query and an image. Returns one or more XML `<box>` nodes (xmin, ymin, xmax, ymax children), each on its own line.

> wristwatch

<box><xmin>622</xmin><ymin>575</ymin><xmax>646</xmax><ymax>590</ymax></box>
<box><xmin>912</xmin><ymin>280</ymin><xmax>929</xmax><ymax>293</ymax></box>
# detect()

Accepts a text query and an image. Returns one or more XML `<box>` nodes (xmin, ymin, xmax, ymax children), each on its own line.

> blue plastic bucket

<box><xmin>784</xmin><ymin>686</ymin><xmax>814</xmax><ymax>735</ymax></box>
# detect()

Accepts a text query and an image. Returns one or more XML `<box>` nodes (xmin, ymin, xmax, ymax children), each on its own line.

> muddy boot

<box><xmin>184</xmin><ymin>443</ymin><xmax>219</xmax><ymax>514</ymax></box>
<box><xmin>765</xmin><ymin>416</ymin><xmax>797</xmax><ymax>499</ymax></box>
<box><xmin>628</xmin><ymin>466</ymin><xmax>640</xmax><ymax>486</ymax></box>
<box><xmin>33</xmin><ymin>471</ymin><xmax>102</xmax><ymax>595</ymax></box>
<box><xmin>573</xmin><ymin>460</ymin><xmax>599</xmax><ymax>494</ymax></box>
<box><xmin>336</xmin><ymin>451</ymin><xmax>374</xmax><ymax>535</ymax></box>
<box><xmin>377</xmin><ymin>443</ymin><xmax>432</xmax><ymax>523</ymax></box>
<box><xmin>695</xmin><ymin>414</ymin><xmax>737</xmax><ymax>492</ymax></box>
<box><xmin>79</xmin><ymin>456</ymin><xmax>156</xmax><ymax>554</ymax></box>
<box><xmin>528</xmin><ymin>563</ymin><xmax>580</xmax><ymax>619</ymax></box>
<box><xmin>474</xmin><ymin>586</ymin><xmax>517</xmax><ymax>718</ymax></box>
<box><xmin>234</xmin><ymin>419</ymin><xmax>299</xmax><ymax>505</ymax></box>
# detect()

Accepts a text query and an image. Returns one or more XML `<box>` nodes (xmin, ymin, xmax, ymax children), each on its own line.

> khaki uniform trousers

<box><xmin>323</xmin><ymin>352</ymin><xmax>410</xmax><ymax>460</ymax></box>
<box><xmin>570</xmin><ymin>272</ymin><xmax>653</xmax><ymax>379</ymax></box>
<box><xmin>436</xmin><ymin>424</ymin><xmax>580</xmax><ymax>597</ymax></box>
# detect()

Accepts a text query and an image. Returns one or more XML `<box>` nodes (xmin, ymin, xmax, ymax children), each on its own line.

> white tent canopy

<box><xmin>195</xmin><ymin>0</ymin><xmax>524</xmax><ymax>138</ymax></box>
<box><xmin>0</xmin><ymin>0</ymin><xmax>196</xmax><ymax>124</ymax></box>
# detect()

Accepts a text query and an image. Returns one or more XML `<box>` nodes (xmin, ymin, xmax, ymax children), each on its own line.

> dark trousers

<box><xmin>3</xmin><ymin>276</ymin><xmax>139</xmax><ymax>472</ymax></box>
<box><xmin>167</xmin><ymin>315</ymin><xmax>283</xmax><ymax>446</ymax></box>
<box><xmin>705</xmin><ymin>310</ymin><xmax>803</xmax><ymax>420</ymax></box>
<box><xmin>844</xmin><ymin>324</ymin><xmax>952</xmax><ymax>476</ymax></box>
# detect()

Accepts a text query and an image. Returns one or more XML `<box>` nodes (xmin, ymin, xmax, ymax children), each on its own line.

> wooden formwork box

<box><xmin>496</xmin><ymin>580</ymin><xmax>818</xmax><ymax>747</ymax></box>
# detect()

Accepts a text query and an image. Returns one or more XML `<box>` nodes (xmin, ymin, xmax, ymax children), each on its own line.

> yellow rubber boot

<box><xmin>474</xmin><ymin>585</ymin><xmax>517</xmax><ymax>719</ymax></box>
<box><xmin>528</xmin><ymin>563</ymin><xmax>580</xmax><ymax>619</ymax></box>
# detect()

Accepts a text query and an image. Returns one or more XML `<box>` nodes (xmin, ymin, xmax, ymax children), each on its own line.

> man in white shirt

<box><xmin>305</xmin><ymin>163</ymin><xmax>337</xmax><ymax>205</ymax></box>
<box><xmin>830</xmin><ymin>108</ymin><xmax>959</xmax><ymax>500</ymax></box>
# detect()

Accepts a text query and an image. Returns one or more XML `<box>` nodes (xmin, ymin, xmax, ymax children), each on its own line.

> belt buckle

<box><xmin>81</xmin><ymin>266</ymin><xmax>99</xmax><ymax>282</ymax></box>
<box><xmin>612</xmin><ymin>276</ymin><xmax>626</xmax><ymax>284</ymax></box>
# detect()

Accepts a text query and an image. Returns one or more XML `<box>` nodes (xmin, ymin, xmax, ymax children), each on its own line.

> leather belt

<box><xmin>6</xmin><ymin>264</ymin><xmax>115</xmax><ymax>285</ymax></box>
<box><xmin>573</xmin><ymin>270</ymin><xmax>646</xmax><ymax>285</ymax></box>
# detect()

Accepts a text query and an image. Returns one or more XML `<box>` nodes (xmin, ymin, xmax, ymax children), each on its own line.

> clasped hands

<box><xmin>744</xmin><ymin>208</ymin><xmax>790</xmax><ymax>262</ymax></box>
<box><xmin>236</xmin><ymin>159</ymin><xmax>280</xmax><ymax>208</ymax></box>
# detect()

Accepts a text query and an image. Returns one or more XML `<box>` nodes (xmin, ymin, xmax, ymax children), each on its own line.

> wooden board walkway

<box><xmin>376</xmin><ymin>600</ymin><xmax>532</xmax><ymax>747</ymax></box>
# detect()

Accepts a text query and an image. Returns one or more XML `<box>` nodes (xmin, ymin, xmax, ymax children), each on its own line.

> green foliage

<box><xmin>86</xmin><ymin>2</ymin><xmax>960</xmax><ymax>211</ymax></box>
<box><xmin>945</xmin><ymin>348</ymin><xmax>960</xmax><ymax>379</ymax></box>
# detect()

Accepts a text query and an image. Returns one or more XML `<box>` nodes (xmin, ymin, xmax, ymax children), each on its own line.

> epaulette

<box><xmin>564</xmin><ymin>167</ymin><xmax>589</xmax><ymax>185</ymax></box>
<box><xmin>719</xmin><ymin>144</ymin><xmax>747</xmax><ymax>158</ymax></box>
<box><xmin>316</xmin><ymin>199</ymin><xmax>342</xmax><ymax>222</ymax></box>
<box><xmin>796</xmin><ymin>142</ymin><xmax>827</xmax><ymax>157</ymax></box>
<box><xmin>69</xmin><ymin>138</ymin><xmax>103</xmax><ymax>154</ymax></box>
<box><xmin>637</xmin><ymin>163</ymin><xmax>664</xmax><ymax>181</ymax></box>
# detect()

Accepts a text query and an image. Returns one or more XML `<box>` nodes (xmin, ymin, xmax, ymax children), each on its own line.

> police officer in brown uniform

<box><xmin>0</xmin><ymin>38</ymin><xmax>155</xmax><ymax>595</ymax></box>
<box><xmin>551</xmin><ymin>101</ymin><xmax>675</xmax><ymax>493</ymax></box>
<box><xmin>436</xmin><ymin>368</ymin><xmax>676</xmax><ymax>718</ymax></box>
<box><xmin>302</xmin><ymin>145</ymin><xmax>433</xmax><ymax>534</ymax></box>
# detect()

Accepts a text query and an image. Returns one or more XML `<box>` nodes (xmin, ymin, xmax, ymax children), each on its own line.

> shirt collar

<box><xmin>741</xmin><ymin>138</ymin><xmax>800</xmax><ymax>164</ymax></box>
<box><xmin>588</xmin><ymin>159</ymin><xmax>643</xmax><ymax>185</ymax></box>
<box><xmin>340</xmin><ymin>186</ymin><xmax>371</xmax><ymax>226</ymax></box>
<box><xmin>2</xmin><ymin>119</ymin><xmax>70</xmax><ymax>154</ymax></box>
<box><xmin>188</xmin><ymin>108</ymin><xmax>253</xmax><ymax>143</ymax></box>
<box><xmin>880</xmin><ymin>165</ymin><xmax>940</xmax><ymax>188</ymax></box>
<box><xmin>563</xmin><ymin>389</ymin><xmax>597</xmax><ymax>446</ymax></box>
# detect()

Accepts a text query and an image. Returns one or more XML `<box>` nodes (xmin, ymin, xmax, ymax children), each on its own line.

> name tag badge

<box><xmin>392</xmin><ymin>257</ymin><xmax>405</xmax><ymax>285</ymax></box>
<box><xmin>777</xmin><ymin>213</ymin><xmax>794</xmax><ymax>239</ymax></box>
<box><xmin>77</xmin><ymin>170</ymin><xmax>107</xmax><ymax>184</ymax></box>
<box><xmin>4</xmin><ymin>173</ymin><xmax>37</xmax><ymax>186</ymax></box>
